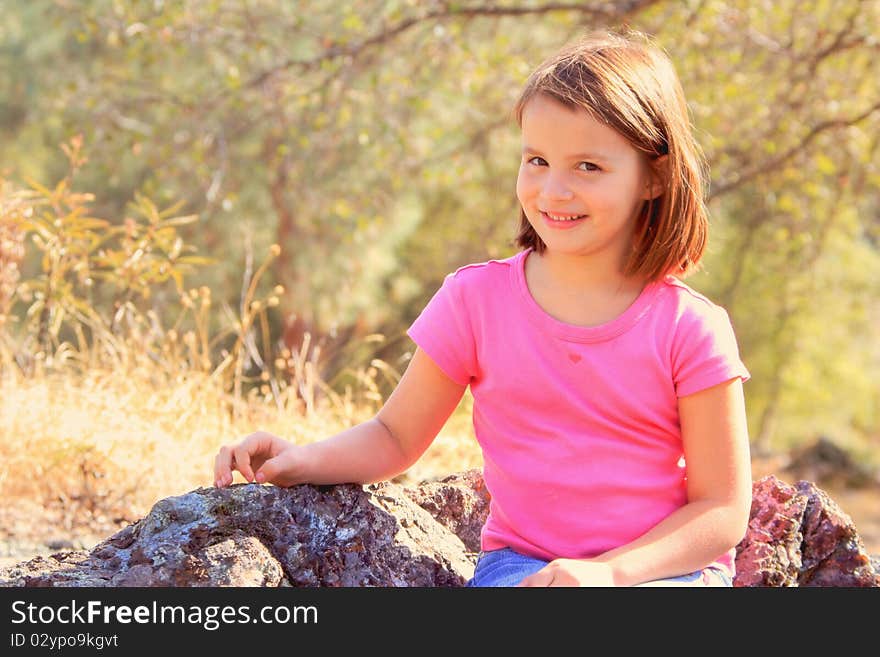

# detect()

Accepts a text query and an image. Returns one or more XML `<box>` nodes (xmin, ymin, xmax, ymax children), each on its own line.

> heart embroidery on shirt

<box><xmin>568</xmin><ymin>353</ymin><xmax>582</xmax><ymax>364</ymax></box>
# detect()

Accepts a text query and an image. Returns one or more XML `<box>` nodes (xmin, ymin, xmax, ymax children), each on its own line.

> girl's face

<box><xmin>516</xmin><ymin>93</ymin><xmax>658</xmax><ymax>269</ymax></box>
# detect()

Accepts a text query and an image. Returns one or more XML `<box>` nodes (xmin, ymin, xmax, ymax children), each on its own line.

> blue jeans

<box><xmin>466</xmin><ymin>548</ymin><xmax>733</xmax><ymax>587</ymax></box>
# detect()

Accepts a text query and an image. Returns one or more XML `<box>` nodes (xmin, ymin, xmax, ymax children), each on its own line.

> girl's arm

<box><xmin>597</xmin><ymin>376</ymin><xmax>752</xmax><ymax>586</ymax></box>
<box><xmin>213</xmin><ymin>347</ymin><xmax>467</xmax><ymax>487</ymax></box>
<box><xmin>519</xmin><ymin>376</ymin><xmax>752</xmax><ymax>587</ymax></box>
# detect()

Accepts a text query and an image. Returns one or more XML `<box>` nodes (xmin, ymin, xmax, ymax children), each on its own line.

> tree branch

<box><xmin>709</xmin><ymin>99</ymin><xmax>880</xmax><ymax>199</ymax></box>
<box><xmin>242</xmin><ymin>0</ymin><xmax>661</xmax><ymax>90</ymax></box>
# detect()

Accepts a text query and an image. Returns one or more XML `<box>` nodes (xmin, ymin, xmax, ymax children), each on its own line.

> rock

<box><xmin>1</xmin><ymin>470</ymin><xmax>877</xmax><ymax>587</ymax></box>
<box><xmin>795</xmin><ymin>480</ymin><xmax>878</xmax><ymax>586</ymax></box>
<box><xmin>0</xmin><ymin>478</ymin><xmax>476</xmax><ymax>587</ymax></box>
<box><xmin>734</xmin><ymin>475</ymin><xmax>880</xmax><ymax>587</ymax></box>
<box><xmin>734</xmin><ymin>475</ymin><xmax>806</xmax><ymax>586</ymax></box>
<box><xmin>402</xmin><ymin>469</ymin><xmax>490</xmax><ymax>554</ymax></box>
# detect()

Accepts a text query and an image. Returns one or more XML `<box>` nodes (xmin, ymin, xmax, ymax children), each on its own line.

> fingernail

<box><xmin>256</xmin><ymin>472</ymin><xmax>265</xmax><ymax>483</ymax></box>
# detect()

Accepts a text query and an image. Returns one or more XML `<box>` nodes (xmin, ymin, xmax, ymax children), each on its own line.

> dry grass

<box><xmin>0</xmin><ymin>362</ymin><xmax>482</xmax><ymax>523</ymax></box>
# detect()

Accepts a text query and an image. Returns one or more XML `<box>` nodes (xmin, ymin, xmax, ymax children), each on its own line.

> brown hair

<box><xmin>513</xmin><ymin>29</ymin><xmax>709</xmax><ymax>281</ymax></box>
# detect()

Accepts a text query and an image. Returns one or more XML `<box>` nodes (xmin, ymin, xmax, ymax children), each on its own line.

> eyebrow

<box><xmin>521</xmin><ymin>146</ymin><xmax>610</xmax><ymax>162</ymax></box>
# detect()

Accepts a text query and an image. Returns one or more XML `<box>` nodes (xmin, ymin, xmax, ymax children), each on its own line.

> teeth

<box><xmin>545</xmin><ymin>212</ymin><xmax>584</xmax><ymax>221</ymax></box>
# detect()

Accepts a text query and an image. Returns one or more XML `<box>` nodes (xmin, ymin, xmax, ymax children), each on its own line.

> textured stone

<box><xmin>734</xmin><ymin>475</ymin><xmax>879</xmax><ymax>587</ymax></box>
<box><xmin>0</xmin><ymin>479</ymin><xmax>475</xmax><ymax>587</ymax></box>
<box><xmin>795</xmin><ymin>480</ymin><xmax>878</xmax><ymax>586</ymax></box>
<box><xmin>402</xmin><ymin>469</ymin><xmax>490</xmax><ymax>554</ymax></box>
<box><xmin>1</xmin><ymin>470</ymin><xmax>876</xmax><ymax>587</ymax></box>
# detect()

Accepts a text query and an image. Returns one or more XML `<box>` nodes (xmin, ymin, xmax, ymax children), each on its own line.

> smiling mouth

<box><xmin>541</xmin><ymin>211</ymin><xmax>587</xmax><ymax>222</ymax></box>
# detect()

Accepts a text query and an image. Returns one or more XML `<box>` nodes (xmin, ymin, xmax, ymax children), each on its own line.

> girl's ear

<box><xmin>643</xmin><ymin>154</ymin><xmax>668</xmax><ymax>200</ymax></box>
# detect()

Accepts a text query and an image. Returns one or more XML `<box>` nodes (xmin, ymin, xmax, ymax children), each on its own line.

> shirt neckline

<box><xmin>510</xmin><ymin>247</ymin><xmax>664</xmax><ymax>343</ymax></box>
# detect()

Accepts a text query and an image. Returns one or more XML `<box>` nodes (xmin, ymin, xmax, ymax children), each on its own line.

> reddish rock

<box><xmin>794</xmin><ymin>480</ymin><xmax>878</xmax><ymax>586</ymax></box>
<box><xmin>734</xmin><ymin>475</ymin><xmax>879</xmax><ymax>587</ymax></box>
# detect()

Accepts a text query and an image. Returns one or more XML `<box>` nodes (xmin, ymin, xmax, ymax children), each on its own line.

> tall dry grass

<box><xmin>0</xmin><ymin>343</ymin><xmax>481</xmax><ymax>526</ymax></box>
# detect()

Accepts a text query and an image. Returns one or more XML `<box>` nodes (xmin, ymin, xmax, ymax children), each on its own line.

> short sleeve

<box><xmin>672</xmin><ymin>305</ymin><xmax>750</xmax><ymax>398</ymax></box>
<box><xmin>406</xmin><ymin>272</ymin><xmax>477</xmax><ymax>386</ymax></box>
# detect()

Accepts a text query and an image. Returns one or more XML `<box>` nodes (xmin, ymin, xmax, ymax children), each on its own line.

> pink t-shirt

<box><xmin>406</xmin><ymin>248</ymin><xmax>750</xmax><ymax>578</ymax></box>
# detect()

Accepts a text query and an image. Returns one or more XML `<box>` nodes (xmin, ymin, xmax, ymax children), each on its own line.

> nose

<box><xmin>539</xmin><ymin>172</ymin><xmax>574</xmax><ymax>202</ymax></box>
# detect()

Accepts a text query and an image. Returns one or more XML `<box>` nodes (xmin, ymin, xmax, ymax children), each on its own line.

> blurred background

<box><xmin>1</xmin><ymin>0</ymin><xmax>878</xmax><ymax>562</ymax></box>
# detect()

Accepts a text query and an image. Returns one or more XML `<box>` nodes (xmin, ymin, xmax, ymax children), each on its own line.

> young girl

<box><xmin>213</xmin><ymin>29</ymin><xmax>752</xmax><ymax>587</ymax></box>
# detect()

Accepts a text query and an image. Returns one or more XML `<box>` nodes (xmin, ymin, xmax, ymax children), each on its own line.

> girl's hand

<box><xmin>516</xmin><ymin>559</ymin><xmax>617</xmax><ymax>587</ymax></box>
<box><xmin>213</xmin><ymin>431</ymin><xmax>306</xmax><ymax>488</ymax></box>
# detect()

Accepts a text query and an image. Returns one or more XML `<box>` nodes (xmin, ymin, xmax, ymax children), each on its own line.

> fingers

<box><xmin>516</xmin><ymin>560</ymin><xmax>611</xmax><ymax>586</ymax></box>
<box><xmin>214</xmin><ymin>444</ymin><xmax>234</xmax><ymax>488</ymax></box>
<box><xmin>516</xmin><ymin>567</ymin><xmax>555</xmax><ymax>587</ymax></box>
<box><xmin>233</xmin><ymin>439</ymin><xmax>258</xmax><ymax>483</ymax></box>
<box><xmin>214</xmin><ymin>431</ymin><xmax>274</xmax><ymax>487</ymax></box>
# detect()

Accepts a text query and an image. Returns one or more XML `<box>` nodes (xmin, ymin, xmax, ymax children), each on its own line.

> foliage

<box><xmin>10</xmin><ymin>137</ymin><xmax>208</xmax><ymax>355</ymax></box>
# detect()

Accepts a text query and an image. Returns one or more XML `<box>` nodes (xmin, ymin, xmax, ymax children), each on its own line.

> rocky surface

<box><xmin>401</xmin><ymin>469</ymin><xmax>490</xmax><ymax>554</ymax></box>
<box><xmin>0</xmin><ymin>478</ymin><xmax>476</xmax><ymax>587</ymax></box>
<box><xmin>1</xmin><ymin>471</ymin><xmax>877</xmax><ymax>587</ymax></box>
<box><xmin>735</xmin><ymin>476</ymin><xmax>879</xmax><ymax>587</ymax></box>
